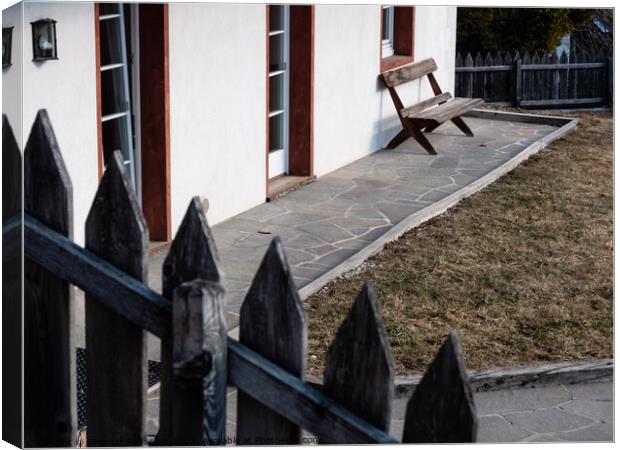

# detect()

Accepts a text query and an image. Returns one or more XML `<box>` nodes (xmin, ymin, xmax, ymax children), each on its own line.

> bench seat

<box><xmin>409</xmin><ymin>97</ymin><xmax>484</xmax><ymax>123</ymax></box>
<box><xmin>381</xmin><ymin>58</ymin><xmax>484</xmax><ymax>154</ymax></box>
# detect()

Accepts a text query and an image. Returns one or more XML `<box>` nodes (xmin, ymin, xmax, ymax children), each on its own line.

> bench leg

<box><xmin>386</xmin><ymin>128</ymin><xmax>409</xmax><ymax>149</ymax></box>
<box><xmin>451</xmin><ymin>116</ymin><xmax>474</xmax><ymax>137</ymax></box>
<box><xmin>424</xmin><ymin>123</ymin><xmax>442</xmax><ymax>133</ymax></box>
<box><xmin>408</xmin><ymin>122</ymin><xmax>437</xmax><ymax>155</ymax></box>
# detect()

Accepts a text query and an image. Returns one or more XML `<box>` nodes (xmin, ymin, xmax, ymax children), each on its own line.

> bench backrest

<box><xmin>381</xmin><ymin>58</ymin><xmax>437</xmax><ymax>88</ymax></box>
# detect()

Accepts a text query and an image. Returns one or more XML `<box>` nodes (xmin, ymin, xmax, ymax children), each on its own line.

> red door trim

<box><xmin>94</xmin><ymin>3</ymin><xmax>171</xmax><ymax>240</ymax></box>
<box><xmin>139</xmin><ymin>4</ymin><xmax>171</xmax><ymax>241</ymax></box>
<box><xmin>265</xmin><ymin>5</ymin><xmax>314</xmax><ymax>197</ymax></box>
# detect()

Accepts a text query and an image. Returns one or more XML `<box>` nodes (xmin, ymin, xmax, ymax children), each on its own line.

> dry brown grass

<box><xmin>304</xmin><ymin>111</ymin><xmax>613</xmax><ymax>376</ymax></box>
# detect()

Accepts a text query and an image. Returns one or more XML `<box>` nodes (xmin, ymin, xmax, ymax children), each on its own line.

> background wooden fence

<box><xmin>3</xmin><ymin>111</ymin><xmax>479</xmax><ymax>446</ymax></box>
<box><xmin>455</xmin><ymin>49</ymin><xmax>613</xmax><ymax>108</ymax></box>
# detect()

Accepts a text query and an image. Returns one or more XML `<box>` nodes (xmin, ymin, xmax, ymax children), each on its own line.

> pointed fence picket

<box><xmin>11</xmin><ymin>111</ymin><xmax>479</xmax><ymax>446</ymax></box>
<box><xmin>2</xmin><ymin>115</ymin><xmax>23</xmax><ymax>448</ymax></box>
<box><xmin>23</xmin><ymin>110</ymin><xmax>76</xmax><ymax>448</ymax></box>
<box><xmin>85</xmin><ymin>151</ymin><xmax>149</xmax><ymax>446</ymax></box>
<box><xmin>455</xmin><ymin>49</ymin><xmax>612</xmax><ymax>108</ymax></box>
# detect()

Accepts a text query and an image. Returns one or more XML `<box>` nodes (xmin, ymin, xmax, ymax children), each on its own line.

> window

<box><xmin>380</xmin><ymin>5</ymin><xmax>415</xmax><ymax>73</ymax></box>
<box><xmin>381</xmin><ymin>6</ymin><xmax>394</xmax><ymax>58</ymax></box>
<box><xmin>268</xmin><ymin>5</ymin><xmax>290</xmax><ymax>179</ymax></box>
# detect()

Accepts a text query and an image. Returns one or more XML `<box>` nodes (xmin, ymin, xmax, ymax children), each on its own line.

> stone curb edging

<box><xmin>147</xmin><ymin>357</ymin><xmax>612</xmax><ymax>400</ymax></box>
<box><xmin>297</xmin><ymin>109</ymin><xmax>578</xmax><ymax>300</ymax></box>
<box><xmin>393</xmin><ymin>358</ymin><xmax>613</xmax><ymax>398</ymax></box>
<box><xmin>298</xmin><ymin>359</ymin><xmax>613</xmax><ymax>399</ymax></box>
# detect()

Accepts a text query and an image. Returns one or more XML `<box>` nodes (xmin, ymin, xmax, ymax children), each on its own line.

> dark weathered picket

<box><xmin>13</xmin><ymin>113</ymin><xmax>479</xmax><ymax>446</ymax></box>
<box><xmin>85</xmin><ymin>151</ymin><xmax>149</xmax><ymax>446</ymax></box>
<box><xmin>237</xmin><ymin>238</ymin><xmax>308</xmax><ymax>445</ymax></box>
<box><xmin>455</xmin><ymin>49</ymin><xmax>612</xmax><ymax>108</ymax></box>
<box><xmin>2</xmin><ymin>115</ymin><xmax>23</xmax><ymax>448</ymax></box>
<box><xmin>156</xmin><ymin>196</ymin><xmax>223</xmax><ymax>446</ymax></box>
<box><xmin>402</xmin><ymin>332</ymin><xmax>477</xmax><ymax>443</ymax></box>
<box><xmin>323</xmin><ymin>283</ymin><xmax>394</xmax><ymax>438</ymax></box>
<box><xmin>24</xmin><ymin>110</ymin><xmax>76</xmax><ymax>448</ymax></box>
<box><xmin>172</xmin><ymin>279</ymin><xmax>227</xmax><ymax>445</ymax></box>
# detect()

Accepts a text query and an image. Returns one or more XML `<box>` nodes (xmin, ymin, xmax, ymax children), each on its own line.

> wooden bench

<box><xmin>381</xmin><ymin>58</ymin><xmax>484</xmax><ymax>155</ymax></box>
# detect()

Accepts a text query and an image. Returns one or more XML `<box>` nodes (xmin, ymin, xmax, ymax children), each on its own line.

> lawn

<box><xmin>304</xmin><ymin>111</ymin><xmax>613</xmax><ymax>376</ymax></box>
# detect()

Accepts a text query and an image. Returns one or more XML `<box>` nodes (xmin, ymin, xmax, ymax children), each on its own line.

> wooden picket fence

<box><xmin>3</xmin><ymin>110</ymin><xmax>478</xmax><ymax>447</ymax></box>
<box><xmin>455</xmin><ymin>49</ymin><xmax>613</xmax><ymax>108</ymax></box>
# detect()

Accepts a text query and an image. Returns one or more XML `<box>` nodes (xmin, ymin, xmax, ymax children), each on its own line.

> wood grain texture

<box><xmin>323</xmin><ymin>282</ymin><xmax>394</xmax><ymax>439</ymax></box>
<box><xmin>156</xmin><ymin>196</ymin><xmax>222</xmax><ymax>445</ymax></box>
<box><xmin>228</xmin><ymin>339</ymin><xmax>396</xmax><ymax>444</ymax></box>
<box><xmin>237</xmin><ymin>237</ymin><xmax>308</xmax><ymax>445</ymax></box>
<box><xmin>402</xmin><ymin>331</ymin><xmax>477</xmax><ymax>443</ymax></box>
<box><xmin>172</xmin><ymin>280</ymin><xmax>227</xmax><ymax>445</ymax></box>
<box><xmin>2</xmin><ymin>115</ymin><xmax>21</xmax><ymax>221</ymax></box>
<box><xmin>21</xmin><ymin>215</ymin><xmax>402</xmax><ymax>445</ymax></box>
<box><xmin>24</xmin><ymin>214</ymin><xmax>170</xmax><ymax>338</ymax></box>
<box><xmin>400</xmin><ymin>93</ymin><xmax>452</xmax><ymax>118</ymax></box>
<box><xmin>411</xmin><ymin>98</ymin><xmax>484</xmax><ymax>123</ymax></box>
<box><xmin>85</xmin><ymin>151</ymin><xmax>148</xmax><ymax>446</ymax></box>
<box><xmin>381</xmin><ymin>58</ymin><xmax>437</xmax><ymax>86</ymax></box>
<box><xmin>2</xmin><ymin>115</ymin><xmax>23</xmax><ymax>448</ymax></box>
<box><xmin>23</xmin><ymin>110</ymin><xmax>76</xmax><ymax>447</ymax></box>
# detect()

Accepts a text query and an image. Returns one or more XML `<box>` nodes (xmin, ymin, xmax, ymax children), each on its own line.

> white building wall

<box><xmin>313</xmin><ymin>5</ymin><xmax>457</xmax><ymax>176</ymax></box>
<box><xmin>168</xmin><ymin>3</ymin><xmax>267</xmax><ymax>232</ymax></box>
<box><xmin>19</xmin><ymin>2</ymin><xmax>98</xmax><ymax>246</ymax></box>
<box><xmin>2</xmin><ymin>2</ymin><xmax>23</xmax><ymax>148</ymax></box>
<box><xmin>4</xmin><ymin>3</ymin><xmax>456</xmax><ymax>241</ymax></box>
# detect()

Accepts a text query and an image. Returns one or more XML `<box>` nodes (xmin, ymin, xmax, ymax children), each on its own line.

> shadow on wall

<box><xmin>371</xmin><ymin>74</ymin><xmax>429</xmax><ymax>151</ymax></box>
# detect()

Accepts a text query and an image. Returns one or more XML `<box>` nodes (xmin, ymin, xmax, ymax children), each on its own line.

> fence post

<box><xmin>514</xmin><ymin>56</ymin><xmax>522</xmax><ymax>108</ymax></box>
<box><xmin>322</xmin><ymin>282</ymin><xmax>394</xmax><ymax>442</ymax></box>
<box><xmin>85</xmin><ymin>151</ymin><xmax>148</xmax><ymax>446</ymax></box>
<box><xmin>402</xmin><ymin>331</ymin><xmax>477</xmax><ymax>443</ymax></box>
<box><xmin>23</xmin><ymin>110</ymin><xmax>76</xmax><ymax>447</ymax></box>
<box><xmin>464</xmin><ymin>53</ymin><xmax>474</xmax><ymax>98</ymax></box>
<box><xmin>551</xmin><ymin>52</ymin><xmax>560</xmax><ymax>100</ymax></box>
<box><xmin>236</xmin><ymin>238</ymin><xmax>308</xmax><ymax>445</ymax></box>
<box><xmin>172</xmin><ymin>280</ymin><xmax>227</xmax><ymax>445</ymax></box>
<box><xmin>3</xmin><ymin>115</ymin><xmax>23</xmax><ymax>448</ymax></box>
<box><xmin>608</xmin><ymin>56</ymin><xmax>613</xmax><ymax>108</ymax></box>
<box><xmin>156</xmin><ymin>196</ymin><xmax>223</xmax><ymax>445</ymax></box>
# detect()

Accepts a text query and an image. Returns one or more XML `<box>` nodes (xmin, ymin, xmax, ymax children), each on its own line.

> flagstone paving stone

<box><xmin>147</xmin><ymin>117</ymin><xmax>559</xmax><ymax>330</ymax></box>
<box><xmin>144</xmin><ymin>381</ymin><xmax>613</xmax><ymax>443</ymax></box>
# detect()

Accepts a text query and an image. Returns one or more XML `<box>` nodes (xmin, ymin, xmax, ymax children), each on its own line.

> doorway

<box><xmin>266</xmin><ymin>5</ymin><xmax>314</xmax><ymax>200</ymax></box>
<box><xmin>96</xmin><ymin>3</ymin><xmax>170</xmax><ymax>241</ymax></box>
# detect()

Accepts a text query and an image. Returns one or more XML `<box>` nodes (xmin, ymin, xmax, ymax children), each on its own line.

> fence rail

<box><xmin>455</xmin><ymin>49</ymin><xmax>613</xmax><ymax>108</ymax></box>
<box><xmin>4</xmin><ymin>110</ymin><xmax>478</xmax><ymax>446</ymax></box>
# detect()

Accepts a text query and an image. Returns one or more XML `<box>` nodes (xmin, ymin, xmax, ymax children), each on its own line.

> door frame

<box><xmin>95</xmin><ymin>3</ymin><xmax>171</xmax><ymax>241</ymax></box>
<box><xmin>265</xmin><ymin>5</ymin><xmax>314</xmax><ymax>196</ymax></box>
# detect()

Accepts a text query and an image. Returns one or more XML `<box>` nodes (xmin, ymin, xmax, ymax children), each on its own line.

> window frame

<box><xmin>380</xmin><ymin>5</ymin><xmax>415</xmax><ymax>73</ymax></box>
<box><xmin>381</xmin><ymin>6</ymin><xmax>395</xmax><ymax>58</ymax></box>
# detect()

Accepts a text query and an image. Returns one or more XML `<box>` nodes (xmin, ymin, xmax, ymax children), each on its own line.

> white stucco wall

<box><xmin>16</xmin><ymin>2</ymin><xmax>98</xmax><ymax>245</ymax></box>
<box><xmin>2</xmin><ymin>2</ymin><xmax>23</xmax><ymax>148</ymax></box>
<box><xmin>5</xmin><ymin>3</ymin><xmax>456</xmax><ymax>241</ymax></box>
<box><xmin>168</xmin><ymin>3</ymin><xmax>267</xmax><ymax>232</ymax></box>
<box><xmin>313</xmin><ymin>5</ymin><xmax>457</xmax><ymax>177</ymax></box>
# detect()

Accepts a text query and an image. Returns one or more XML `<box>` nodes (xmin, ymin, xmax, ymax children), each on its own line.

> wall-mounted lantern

<box><xmin>31</xmin><ymin>18</ymin><xmax>58</xmax><ymax>61</ymax></box>
<box><xmin>3</xmin><ymin>27</ymin><xmax>13</xmax><ymax>68</ymax></box>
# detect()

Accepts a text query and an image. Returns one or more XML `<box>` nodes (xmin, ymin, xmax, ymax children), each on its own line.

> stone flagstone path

<box><xmin>145</xmin><ymin>380</ymin><xmax>614</xmax><ymax>442</ymax></box>
<box><xmin>148</xmin><ymin>116</ymin><xmax>558</xmax><ymax>329</ymax></box>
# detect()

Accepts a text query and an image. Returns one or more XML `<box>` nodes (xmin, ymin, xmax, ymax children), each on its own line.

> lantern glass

<box><xmin>3</xmin><ymin>27</ymin><xmax>12</xmax><ymax>68</ymax></box>
<box><xmin>31</xmin><ymin>18</ymin><xmax>58</xmax><ymax>61</ymax></box>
